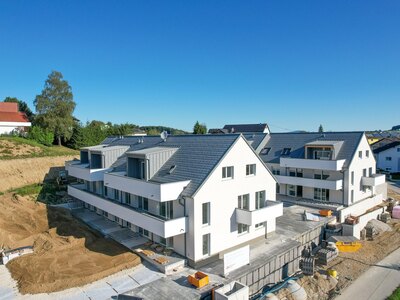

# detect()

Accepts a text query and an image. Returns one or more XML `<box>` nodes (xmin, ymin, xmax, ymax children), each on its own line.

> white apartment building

<box><xmin>66</xmin><ymin>134</ymin><xmax>282</xmax><ymax>267</ymax></box>
<box><xmin>254</xmin><ymin>132</ymin><xmax>387</xmax><ymax>222</ymax></box>
<box><xmin>373</xmin><ymin>140</ymin><xmax>400</xmax><ymax>173</ymax></box>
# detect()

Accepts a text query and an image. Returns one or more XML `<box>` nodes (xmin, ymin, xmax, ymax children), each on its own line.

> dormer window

<box><xmin>260</xmin><ymin>147</ymin><xmax>271</xmax><ymax>155</ymax></box>
<box><xmin>282</xmin><ymin>148</ymin><xmax>291</xmax><ymax>156</ymax></box>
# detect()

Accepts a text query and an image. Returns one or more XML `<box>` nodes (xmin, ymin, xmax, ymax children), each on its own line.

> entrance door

<box><xmin>297</xmin><ymin>186</ymin><xmax>303</xmax><ymax>197</ymax></box>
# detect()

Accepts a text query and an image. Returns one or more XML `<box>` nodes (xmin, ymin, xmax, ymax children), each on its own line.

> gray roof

<box><xmin>223</xmin><ymin>123</ymin><xmax>269</xmax><ymax>133</ymax></box>
<box><xmin>103</xmin><ymin>134</ymin><xmax>242</xmax><ymax>197</ymax></box>
<box><xmin>242</xmin><ymin>133</ymin><xmax>268</xmax><ymax>150</ymax></box>
<box><xmin>259</xmin><ymin>132</ymin><xmax>365</xmax><ymax>167</ymax></box>
<box><xmin>373</xmin><ymin>140</ymin><xmax>400</xmax><ymax>154</ymax></box>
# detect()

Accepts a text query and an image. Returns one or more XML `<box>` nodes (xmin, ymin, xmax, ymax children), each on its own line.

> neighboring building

<box><xmin>373</xmin><ymin>140</ymin><xmax>400</xmax><ymax>173</ymax></box>
<box><xmin>223</xmin><ymin>123</ymin><xmax>270</xmax><ymax>134</ymax></box>
<box><xmin>66</xmin><ymin>134</ymin><xmax>282</xmax><ymax>267</ymax></box>
<box><xmin>256</xmin><ymin>132</ymin><xmax>387</xmax><ymax>223</ymax></box>
<box><xmin>0</xmin><ymin>102</ymin><xmax>31</xmax><ymax>134</ymax></box>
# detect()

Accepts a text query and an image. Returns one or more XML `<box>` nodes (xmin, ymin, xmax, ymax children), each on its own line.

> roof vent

<box><xmin>168</xmin><ymin>165</ymin><xmax>177</xmax><ymax>174</ymax></box>
<box><xmin>160</xmin><ymin>131</ymin><xmax>168</xmax><ymax>142</ymax></box>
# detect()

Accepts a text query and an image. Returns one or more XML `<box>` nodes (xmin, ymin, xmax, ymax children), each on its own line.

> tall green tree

<box><xmin>318</xmin><ymin>124</ymin><xmax>324</xmax><ymax>133</ymax></box>
<box><xmin>3</xmin><ymin>97</ymin><xmax>34</xmax><ymax>121</ymax></box>
<box><xmin>193</xmin><ymin>121</ymin><xmax>207</xmax><ymax>134</ymax></box>
<box><xmin>34</xmin><ymin>71</ymin><xmax>76</xmax><ymax>146</ymax></box>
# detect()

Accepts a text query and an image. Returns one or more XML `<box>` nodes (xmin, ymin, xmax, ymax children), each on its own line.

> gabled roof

<box><xmin>103</xmin><ymin>134</ymin><xmax>243</xmax><ymax>197</ymax></box>
<box><xmin>258</xmin><ymin>132</ymin><xmax>365</xmax><ymax>167</ymax></box>
<box><xmin>0</xmin><ymin>102</ymin><xmax>18</xmax><ymax>112</ymax></box>
<box><xmin>0</xmin><ymin>112</ymin><xmax>30</xmax><ymax>123</ymax></box>
<box><xmin>223</xmin><ymin>123</ymin><xmax>269</xmax><ymax>133</ymax></box>
<box><xmin>373</xmin><ymin>141</ymin><xmax>400</xmax><ymax>154</ymax></box>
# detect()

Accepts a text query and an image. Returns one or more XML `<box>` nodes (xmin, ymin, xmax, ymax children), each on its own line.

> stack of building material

<box><xmin>316</xmin><ymin>248</ymin><xmax>338</xmax><ymax>265</ymax></box>
<box><xmin>379</xmin><ymin>212</ymin><xmax>391</xmax><ymax>223</ymax></box>
<box><xmin>388</xmin><ymin>199</ymin><xmax>399</xmax><ymax>213</ymax></box>
<box><xmin>325</xmin><ymin>223</ymin><xmax>342</xmax><ymax>240</ymax></box>
<box><xmin>392</xmin><ymin>206</ymin><xmax>400</xmax><ymax>219</ymax></box>
<box><xmin>345</xmin><ymin>215</ymin><xmax>359</xmax><ymax>225</ymax></box>
<box><xmin>300</xmin><ymin>257</ymin><xmax>315</xmax><ymax>275</ymax></box>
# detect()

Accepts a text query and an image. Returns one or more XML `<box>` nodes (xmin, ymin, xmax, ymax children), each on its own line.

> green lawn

<box><xmin>8</xmin><ymin>182</ymin><xmax>65</xmax><ymax>204</ymax></box>
<box><xmin>388</xmin><ymin>286</ymin><xmax>400</xmax><ymax>300</ymax></box>
<box><xmin>0</xmin><ymin>136</ymin><xmax>78</xmax><ymax>159</ymax></box>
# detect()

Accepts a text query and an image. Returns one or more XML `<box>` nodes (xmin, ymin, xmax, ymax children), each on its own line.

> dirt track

<box><xmin>0</xmin><ymin>193</ymin><xmax>141</xmax><ymax>294</ymax></box>
<box><xmin>0</xmin><ymin>155</ymin><xmax>77</xmax><ymax>192</ymax></box>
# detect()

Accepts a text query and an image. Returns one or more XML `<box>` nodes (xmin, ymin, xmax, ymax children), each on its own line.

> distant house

<box><xmin>391</xmin><ymin>125</ymin><xmax>400</xmax><ymax>131</ymax></box>
<box><xmin>373</xmin><ymin>140</ymin><xmax>400</xmax><ymax>173</ymax></box>
<box><xmin>209</xmin><ymin>123</ymin><xmax>270</xmax><ymax>134</ymax></box>
<box><xmin>0</xmin><ymin>102</ymin><xmax>31</xmax><ymax>135</ymax></box>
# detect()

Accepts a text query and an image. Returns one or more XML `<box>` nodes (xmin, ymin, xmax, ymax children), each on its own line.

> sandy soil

<box><xmin>0</xmin><ymin>140</ymin><xmax>41</xmax><ymax>157</ymax></box>
<box><xmin>0</xmin><ymin>193</ymin><xmax>141</xmax><ymax>294</ymax></box>
<box><xmin>0</xmin><ymin>155</ymin><xmax>77</xmax><ymax>192</ymax></box>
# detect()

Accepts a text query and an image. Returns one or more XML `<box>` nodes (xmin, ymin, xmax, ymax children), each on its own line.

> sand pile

<box><xmin>0</xmin><ymin>193</ymin><xmax>141</xmax><ymax>294</ymax></box>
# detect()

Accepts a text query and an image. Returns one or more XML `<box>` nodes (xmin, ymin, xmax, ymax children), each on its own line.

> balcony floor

<box><xmin>276</xmin><ymin>194</ymin><xmax>343</xmax><ymax>211</ymax></box>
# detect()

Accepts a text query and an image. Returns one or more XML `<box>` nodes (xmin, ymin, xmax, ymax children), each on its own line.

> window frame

<box><xmin>246</xmin><ymin>164</ymin><xmax>256</xmax><ymax>176</ymax></box>
<box><xmin>202</xmin><ymin>202</ymin><xmax>210</xmax><ymax>226</ymax></box>
<box><xmin>222</xmin><ymin>166</ymin><xmax>234</xmax><ymax>179</ymax></box>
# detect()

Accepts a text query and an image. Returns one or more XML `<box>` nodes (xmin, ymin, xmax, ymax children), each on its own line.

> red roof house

<box><xmin>0</xmin><ymin>102</ymin><xmax>31</xmax><ymax>134</ymax></box>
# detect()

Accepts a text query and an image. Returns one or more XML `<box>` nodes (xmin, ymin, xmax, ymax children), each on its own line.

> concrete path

<box><xmin>335</xmin><ymin>247</ymin><xmax>400</xmax><ymax>300</ymax></box>
<box><xmin>0</xmin><ymin>262</ymin><xmax>165</xmax><ymax>300</ymax></box>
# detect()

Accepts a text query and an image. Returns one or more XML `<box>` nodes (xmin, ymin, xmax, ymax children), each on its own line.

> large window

<box><xmin>125</xmin><ymin>192</ymin><xmax>131</xmax><ymax>205</ymax></box>
<box><xmin>160</xmin><ymin>201</ymin><xmax>173</xmax><ymax>220</ymax></box>
<box><xmin>222</xmin><ymin>166</ymin><xmax>234</xmax><ymax>179</ymax></box>
<box><xmin>246</xmin><ymin>164</ymin><xmax>256</xmax><ymax>176</ymax></box>
<box><xmin>202</xmin><ymin>202</ymin><xmax>210</xmax><ymax>225</ymax></box>
<box><xmin>314</xmin><ymin>171</ymin><xmax>329</xmax><ymax>180</ymax></box>
<box><xmin>138</xmin><ymin>196</ymin><xmax>148</xmax><ymax>211</ymax></box>
<box><xmin>238</xmin><ymin>223</ymin><xmax>249</xmax><ymax>234</ymax></box>
<box><xmin>202</xmin><ymin>234</ymin><xmax>210</xmax><ymax>256</ymax></box>
<box><xmin>288</xmin><ymin>185</ymin><xmax>296</xmax><ymax>197</ymax></box>
<box><xmin>238</xmin><ymin>194</ymin><xmax>250</xmax><ymax>210</ymax></box>
<box><xmin>314</xmin><ymin>188</ymin><xmax>329</xmax><ymax>201</ymax></box>
<box><xmin>255</xmin><ymin>191</ymin><xmax>265</xmax><ymax>209</ymax></box>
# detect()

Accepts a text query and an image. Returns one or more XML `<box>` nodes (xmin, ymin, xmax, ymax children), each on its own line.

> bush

<box><xmin>28</xmin><ymin>126</ymin><xmax>54</xmax><ymax>146</ymax></box>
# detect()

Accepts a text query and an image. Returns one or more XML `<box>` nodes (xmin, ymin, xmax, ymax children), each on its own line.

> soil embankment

<box><xmin>0</xmin><ymin>155</ymin><xmax>77</xmax><ymax>192</ymax></box>
<box><xmin>0</xmin><ymin>193</ymin><xmax>141</xmax><ymax>294</ymax></box>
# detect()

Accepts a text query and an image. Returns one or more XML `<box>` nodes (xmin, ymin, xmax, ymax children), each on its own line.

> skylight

<box><xmin>281</xmin><ymin>148</ymin><xmax>291</xmax><ymax>156</ymax></box>
<box><xmin>260</xmin><ymin>147</ymin><xmax>271</xmax><ymax>155</ymax></box>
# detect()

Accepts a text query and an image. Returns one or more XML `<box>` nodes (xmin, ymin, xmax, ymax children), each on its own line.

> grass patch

<box><xmin>0</xmin><ymin>136</ymin><xmax>77</xmax><ymax>160</ymax></box>
<box><xmin>10</xmin><ymin>183</ymin><xmax>43</xmax><ymax>196</ymax></box>
<box><xmin>9</xmin><ymin>182</ymin><xmax>64</xmax><ymax>204</ymax></box>
<box><xmin>388</xmin><ymin>286</ymin><xmax>400</xmax><ymax>300</ymax></box>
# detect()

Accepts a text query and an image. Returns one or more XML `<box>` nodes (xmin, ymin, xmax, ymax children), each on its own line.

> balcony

<box><xmin>236</xmin><ymin>201</ymin><xmax>283</xmax><ymax>226</ymax></box>
<box><xmin>362</xmin><ymin>174</ymin><xmax>386</xmax><ymax>187</ymax></box>
<box><xmin>68</xmin><ymin>184</ymin><xmax>187</xmax><ymax>238</ymax></box>
<box><xmin>280</xmin><ymin>157</ymin><xmax>346</xmax><ymax>171</ymax></box>
<box><xmin>104</xmin><ymin>172</ymin><xmax>190</xmax><ymax>202</ymax></box>
<box><xmin>65</xmin><ymin>160</ymin><xmax>109</xmax><ymax>181</ymax></box>
<box><xmin>275</xmin><ymin>175</ymin><xmax>343</xmax><ymax>190</ymax></box>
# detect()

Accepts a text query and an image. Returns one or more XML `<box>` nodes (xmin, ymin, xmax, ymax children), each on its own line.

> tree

<box><xmin>3</xmin><ymin>97</ymin><xmax>34</xmax><ymax>121</ymax></box>
<box><xmin>193</xmin><ymin>121</ymin><xmax>207</xmax><ymax>134</ymax></box>
<box><xmin>318</xmin><ymin>124</ymin><xmax>324</xmax><ymax>133</ymax></box>
<box><xmin>34</xmin><ymin>71</ymin><xmax>76</xmax><ymax>146</ymax></box>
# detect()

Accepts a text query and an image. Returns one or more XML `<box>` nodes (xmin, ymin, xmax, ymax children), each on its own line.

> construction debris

<box><xmin>365</xmin><ymin>219</ymin><xmax>392</xmax><ymax>240</ymax></box>
<box><xmin>1</xmin><ymin>246</ymin><xmax>33</xmax><ymax>265</ymax></box>
<box><xmin>300</xmin><ymin>257</ymin><xmax>315</xmax><ymax>275</ymax></box>
<box><xmin>304</xmin><ymin>211</ymin><xmax>320</xmax><ymax>222</ymax></box>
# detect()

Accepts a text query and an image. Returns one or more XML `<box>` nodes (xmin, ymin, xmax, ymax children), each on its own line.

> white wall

<box><xmin>188</xmin><ymin>136</ymin><xmax>278</xmax><ymax>263</ymax></box>
<box><xmin>376</xmin><ymin>146</ymin><xmax>400</xmax><ymax>173</ymax></box>
<box><xmin>0</xmin><ymin>122</ymin><xmax>31</xmax><ymax>134</ymax></box>
<box><xmin>346</xmin><ymin>135</ymin><xmax>377</xmax><ymax>206</ymax></box>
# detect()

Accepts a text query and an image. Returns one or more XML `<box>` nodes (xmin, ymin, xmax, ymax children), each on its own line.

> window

<box><xmin>366</xmin><ymin>150</ymin><xmax>369</xmax><ymax>158</ymax></box>
<box><xmin>351</xmin><ymin>190</ymin><xmax>354</xmax><ymax>203</ymax></box>
<box><xmin>104</xmin><ymin>186</ymin><xmax>108</xmax><ymax>197</ymax></box>
<box><xmin>255</xmin><ymin>222</ymin><xmax>264</xmax><ymax>229</ymax></box>
<box><xmin>125</xmin><ymin>193</ymin><xmax>131</xmax><ymax>205</ymax></box>
<box><xmin>276</xmin><ymin>183</ymin><xmax>280</xmax><ymax>194</ymax></box>
<box><xmin>139</xmin><ymin>227</ymin><xmax>150</xmax><ymax>238</ymax></box>
<box><xmin>160</xmin><ymin>201</ymin><xmax>173</xmax><ymax>219</ymax></box>
<box><xmin>103</xmin><ymin>211</ymin><xmax>108</xmax><ymax>218</ymax></box>
<box><xmin>386</xmin><ymin>167</ymin><xmax>392</xmax><ymax>171</ymax></box>
<box><xmin>202</xmin><ymin>234</ymin><xmax>210</xmax><ymax>256</ymax></box>
<box><xmin>314</xmin><ymin>172</ymin><xmax>329</xmax><ymax>180</ymax></box>
<box><xmin>202</xmin><ymin>202</ymin><xmax>210</xmax><ymax>225</ymax></box>
<box><xmin>127</xmin><ymin>221</ymin><xmax>131</xmax><ymax>228</ymax></box>
<box><xmin>246</xmin><ymin>164</ymin><xmax>256</xmax><ymax>176</ymax></box>
<box><xmin>314</xmin><ymin>188</ymin><xmax>329</xmax><ymax>201</ymax></box>
<box><xmin>160</xmin><ymin>237</ymin><xmax>167</xmax><ymax>246</ymax></box>
<box><xmin>222</xmin><ymin>166</ymin><xmax>234</xmax><ymax>179</ymax></box>
<box><xmin>363</xmin><ymin>168</ymin><xmax>367</xmax><ymax>177</ymax></box>
<box><xmin>238</xmin><ymin>194</ymin><xmax>250</xmax><ymax>210</ymax></box>
<box><xmin>351</xmin><ymin>171</ymin><xmax>354</xmax><ymax>185</ymax></box>
<box><xmin>386</xmin><ymin>157</ymin><xmax>392</xmax><ymax>161</ymax></box>
<box><xmin>282</xmin><ymin>148</ymin><xmax>291</xmax><ymax>156</ymax></box>
<box><xmin>138</xmin><ymin>196</ymin><xmax>148</xmax><ymax>211</ymax></box>
<box><xmin>397</xmin><ymin>148</ymin><xmax>400</xmax><ymax>152</ymax></box>
<box><xmin>140</xmin><ymin>161</ymin><xmax>146</xmax><ymax>179</ymax></box>
<box><xmin>288</xmin><ymin>185</ymin><xmax>296</xmax><ymax>197</ymax></box>
<box><xmin>260</xmin><ymin>147</ymin><xmax>271</xmax><ymax>155</ymax></box>
<box><xmin>369</xmin><ymin>167</ymin><xmax>372</xmax><ymax>176</ymax></box>
<box><xmin>272</xmin><ymin>168</ymin><xmax>280</xmax><ymax>175</ymax></box>
<box><xmin>114</xmin><ymin>216</ymin><xmax>120</xmax><ymax>223</ymax></box>
<box><xmin>255</xmin><ymin>191</ymin><xmax>265</xmax><ymax>209</ymax></box>
<box><xmin>238</xmin><ymin>223</ymin><xmax>249</xmax><ymax>234</ymax></box>
<box><xmin>359</xmin><ymin>151</ymin><xmax>362</xmax><ymax>159</ymax></box>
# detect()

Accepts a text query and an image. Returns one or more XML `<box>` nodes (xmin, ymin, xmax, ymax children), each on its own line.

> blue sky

<box><xmin>0</xmin><ymin>1</ymin><xmax>399</xmax><ymax>132</ymax></box>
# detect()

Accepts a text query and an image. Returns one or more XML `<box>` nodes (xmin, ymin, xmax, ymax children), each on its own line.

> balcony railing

<box><xmin>68</xmin><ymin>184</ymin><xmax>187</xmax><ymax>238</ymax></box>
<box><xmin>275</xmin><ymin>175</ymin><xmax>343</xmax><ymax>190</ymax></box>
<box><xmin>104</xmin><ymin>172</ymin><xmax>190</xmax><ymax>202</ymax></box>
<box><xmin>362</xmin><ymin>174</ymin><xmax>386</xmax><ymax>187</ymax></box>
<box><xmin>280</xmin><ymin>157</ymin><xmax>346</xmax><ymax>171</ymax></box>
<box><xmin>235</xmin><ymin>201</ymin><xmax>283</xmax><ymax>226</ymax></box>
<box><xmin>65</xmin><ymin>160</ymin><xmax>109</xmax><ymax>181</ymax></box>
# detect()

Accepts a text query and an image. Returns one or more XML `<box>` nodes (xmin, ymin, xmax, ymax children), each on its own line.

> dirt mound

<box><xmin>0</xmin><ymin>193</ymin><xmax>141</xmax><ymax>294</ymax></box>
<box><xmin>0</xmin><ymin>140</ymin><xmax>41</xmax><ymax>157</ymax></box>
<box><xmin>0</xmin><ymin>155</ymin><xmax>77</xmax><ymax>192</ymax></box>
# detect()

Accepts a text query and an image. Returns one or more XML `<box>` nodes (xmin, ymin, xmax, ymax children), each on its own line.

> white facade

<box><xmin>66</xmin><ymin>135</ymin><xmax>282</xmax><ymax>266</ymax></box>
<box><xmin>375</xmin><ymin>145</ymin><xmax>400</xmax><ymax>173</ymax></box>
<box><xmin>0</xmin><ymin>121</ymin><xmax>31</xmax><ymax>134</ymax></box>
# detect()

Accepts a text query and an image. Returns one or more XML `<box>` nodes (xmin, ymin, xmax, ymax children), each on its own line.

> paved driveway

<box><xmin>335</xmin><ymin>247</ymin><xmax>400</xmax><ymax>300</ymax></box>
